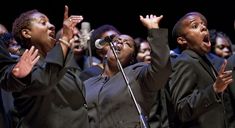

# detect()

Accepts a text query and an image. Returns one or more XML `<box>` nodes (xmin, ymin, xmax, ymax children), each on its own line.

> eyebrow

<box><xmin>31</xmin><ymin>15</ymin><xmax>48</xmax><ymax>22</ymax></box>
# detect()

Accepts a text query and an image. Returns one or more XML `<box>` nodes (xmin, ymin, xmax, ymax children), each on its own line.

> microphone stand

<box><xmin>87</xmin><ymin>40</ymin><xmax>92</xmax><ymax>68</ymax></box>
<box><xmin>109</xmin><ymin>41</ymin><xmax>150</xmax><ymax>128</ymax></box>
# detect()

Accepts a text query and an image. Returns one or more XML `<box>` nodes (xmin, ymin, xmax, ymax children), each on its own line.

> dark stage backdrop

<box><xmin>0</xmin><ymin>0</ymin><xmax>234</xmax><ymax>49</ymax></box>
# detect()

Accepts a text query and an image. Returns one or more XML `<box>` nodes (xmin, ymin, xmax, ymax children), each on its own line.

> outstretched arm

<box><xmin>139</xmin><ymin>14</ymin><xmax>171</xmax><ymax>91</ymax></box>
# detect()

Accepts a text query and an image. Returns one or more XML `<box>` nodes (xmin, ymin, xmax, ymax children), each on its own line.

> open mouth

<box><xmin>203</xmin><ymin>34</ymin><xmax>210</xmax><ymax>43</ymax></box>
<box><xmin>114</xmin><ymin>49</ymin><xmax>121</xmax><ymax>54</ymax></box>
<box><xmin>49</xmin><ymin>32</ymin><xmax>55</xmax><ymax>40</ymax></box>
<box><xmin>114</xmin><ymin>45</ymin><xmax>121</xmax><ymax>54</ymax></box>
<box><xmin>202</xmin><ymin>34</ymin><xmax>211</xmax><ymax>49</ymax></box>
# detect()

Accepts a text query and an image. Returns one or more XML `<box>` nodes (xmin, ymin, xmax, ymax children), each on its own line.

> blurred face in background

<box><xmin>8</xmin><ymin>38</ymin><xmax>21</xmax><ymax>55</ymax></box>
<box><xmin>136</xmin><ymin>41</ymin><xmax>151</xmax><ymax>63</ymax></box>
<box><xmin>214</xmin><ymin>36</ymin><xmax>232</xmax><ymax>58</ymax></box>
<box><xmin>0</xmin><ymin>24</ymin><xmax>8</xmax><ymax>34</ymax></box>
<box><xmin>70</xmin><ymin>27</ymin><xmax>83</xmax><ymax>53</ymax></box>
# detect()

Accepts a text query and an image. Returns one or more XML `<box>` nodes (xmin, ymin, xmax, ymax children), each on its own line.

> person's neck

<box><xmin>102</xmin><ymin>62</ymin><xmax>119</xmax><ymax>77</ymax></box>
<box><xmin>38</xmin><ymin>51</ymin><xmax>46</xmax><ymax>59</ymax></box>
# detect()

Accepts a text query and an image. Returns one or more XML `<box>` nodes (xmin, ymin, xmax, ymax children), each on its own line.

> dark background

<box><xmin>0</xmin><ymin>0</ymin><xmax>234</xmax><ymax>49</ymax></box>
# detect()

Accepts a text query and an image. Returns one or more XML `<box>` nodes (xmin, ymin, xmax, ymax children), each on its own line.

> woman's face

<box><xmin>7</xmin><ymin>39</ymin><xmax>21</xmax><ymax>55</ymax></box>
<box><xmin>107</xmin><ymin>34</ymin><xmax>135</xmax><ymax>67</ymax></box>
<box><xmin>136</xmin><ymin>41</ymin><xmax>151</xmax><ymax>63</ymax></box>
<box><xmin>214</xmin><ymin>36</ymin><xmax>232</xmax><ymax>58</ymax></box>
<box><xmin>96</xmin><ymin>30</ymin><xmax>120</xmax><ymax>59</ymax></box>
<box><xmin>27</xmin><ymin>12</ymin><xmax>56</xmax><ymax>55</ymax></box>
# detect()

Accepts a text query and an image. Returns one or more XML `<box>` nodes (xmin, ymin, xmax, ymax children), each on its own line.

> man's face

<box><xmin>179</xmin><ymin>14</ymin><xmax>211</xmax><ymax>55</ymax></box>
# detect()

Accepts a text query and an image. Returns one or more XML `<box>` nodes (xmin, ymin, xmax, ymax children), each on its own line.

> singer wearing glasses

<box><xmin>84</xmin><ymin>14</ymin><xmax>171</xmax><ymax>128</ymax></box>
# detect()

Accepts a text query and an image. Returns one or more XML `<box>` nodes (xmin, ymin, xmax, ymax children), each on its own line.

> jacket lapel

<box><xmin>184</xmin><ymin>50</ymin><xmax>217</xmax><ymax>80</ymax></box>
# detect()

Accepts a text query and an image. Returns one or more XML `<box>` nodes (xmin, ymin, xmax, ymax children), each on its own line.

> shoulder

<box><xmin>172</xmin><ymin>52</ymin><xmax>198</xmax><ymax>70</ymax></box>
<box><xmin>84</xmin><ymin>75</ymin><xmax>101</xmax><ymax>85</ymax></box>
<box><xmin>227</xmin><ymin>54</ymin><xmax>235</xmax><ymax>69</ymax></box>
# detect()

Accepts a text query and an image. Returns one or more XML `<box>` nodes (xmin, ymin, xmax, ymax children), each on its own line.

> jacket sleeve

<box><xmin>139</xmin><ymin>28</ymin><xmax>171</xmax><ymax>91</ymax></box>
<box><xmin>1</xmin><ymin>44</ymin><xmax>70</xmax><ymax>95</ymax></box>
<box><xmin>169</xmin><ymin>59</ymin><xmax>222</xmax><ymax>122</ymax></box>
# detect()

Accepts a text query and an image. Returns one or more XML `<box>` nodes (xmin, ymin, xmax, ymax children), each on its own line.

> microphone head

<box><xmin>94</xmin><ymin>35</ymin><xmax>117</xmax><ymax>50</ymax></box>
<box><xmin>81</xmin><ymin>22</ymin><xmax>91</xmax><ymax>34</ymax></box>
<box><xmin>95</xmin><ymin>39</ymin><xmax>103</xmax><ymax>49</ymax></box>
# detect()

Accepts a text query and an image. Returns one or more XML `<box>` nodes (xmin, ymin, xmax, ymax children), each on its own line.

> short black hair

<box><xmin>209</xmin><ymin>29</ymin><xmax>233</xmax><ymax>55</ymax></box>
<box><xmin>12</xmin><ymin>9</ymin><xmax>39</xmax><ymax>48</ymax></box>
<box><xmin>171</xmin><ymin>12</ymin><xmax>207</xmax><ymax>50</ymax></box>
<box><xmin>172</xmin><ymin>12</ymin><xmax>207</xmax><ymax>42</ymax></box>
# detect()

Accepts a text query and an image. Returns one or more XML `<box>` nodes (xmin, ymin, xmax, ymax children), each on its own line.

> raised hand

<box><xmin>12</xmin><ymin>46</ymin><xmax>40</xmax><ymax>78</ymax></box>
<box><xmin>139</xmin><ymin>14</ymin><xmax>163</xmax><ymax>29</ymax></box>
<box><xmin>61</xmin><ymin>5</ymin><xmax>83</xmax><ymax>42</ymax></box>
<box><xmin>59</xmin><ymin>5</ymin><xmax>84</xmax><ymax>57</ymax></box>
<box><xmin>213</xmin><ymin>60</ymin><xmax>233</xmax><ymax>93</ymax></box>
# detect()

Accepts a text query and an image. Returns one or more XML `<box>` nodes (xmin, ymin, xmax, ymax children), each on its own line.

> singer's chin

<box><xmin>50</xmin><ymin>38</ymin><xmax>56</xmax><ymax>46</ymax></box>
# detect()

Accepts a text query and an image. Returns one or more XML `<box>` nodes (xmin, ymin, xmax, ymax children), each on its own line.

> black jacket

<box><xmin>169</xmin><ymin>50</ymin><xmax>228</xmax><ymax>128</ymax></box>
<box><xmin>3</xmin><ymin>44</ymin><xmax>89</xmax><ymax>128</ymax></box>
<box><xmin>85</xmin><ymin>29</ymin><xmax>171</xmax><ymax>128</ymax></box>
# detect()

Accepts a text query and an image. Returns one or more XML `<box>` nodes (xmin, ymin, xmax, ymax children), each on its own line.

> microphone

<box><xmin>95</xmin><ymin>35</ymin><xmax>116</xmax><ymax>49</ymax></box>
<box><xmin>78</xmin><ymin>22</ymin><xmax>93</xmax><ymax>49</ymax></box>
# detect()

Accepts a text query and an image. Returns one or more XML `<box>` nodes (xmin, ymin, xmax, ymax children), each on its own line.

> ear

<box><xmin>21</xmin><ymin>29</ymin><xmax>31</xmax><ymax>39</ymax></box>
<box><xmin>177</xmin><ymin>36</ymin><xmax>187</xmax><ymax>45</ymax></box>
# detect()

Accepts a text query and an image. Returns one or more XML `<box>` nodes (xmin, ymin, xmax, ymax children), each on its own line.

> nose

<box><xmin>201</xmin><ymin>24</ymin><xmax>207</xmax><ymax>32</ymax></box>
<box><xmin>145</xmin><ymin>50</ymin><xmax>151</xmax><ymax>55</ymax></box>
<box><xmin>116</xmin><ymin>41</ymin><xmax>124</xmax><ymax>47</ymax></box>
<box><xmin>113</xmin><ymin>41</ymin><xmax>123</xmax><ymax>50</ymax></box>
<box><xmin>48</xmin><ymin>22</ymin><xmax>55</xmax><ymax>31</ymax></box>
<box><xmin>223</xmin><ymin>47</ymin><xmax>230</xmax><ymax>52</ymax></box>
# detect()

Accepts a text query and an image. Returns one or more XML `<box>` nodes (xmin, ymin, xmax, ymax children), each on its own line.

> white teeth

<box><xmin>49</xmin><ymin>32</ymin><xmax>55</xmax><ymax>38</ymax></box>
